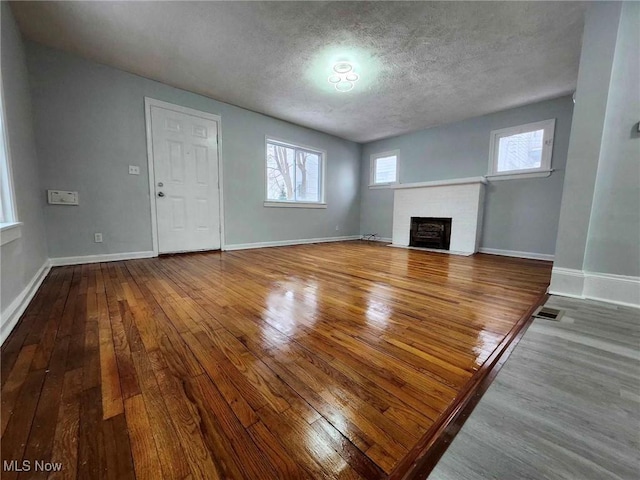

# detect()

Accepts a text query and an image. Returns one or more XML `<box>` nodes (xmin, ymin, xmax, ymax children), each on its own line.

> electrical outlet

<box><xmin>128</xmin><ymin>165</ymin><xmax>140</xmax><ymax>175</ymax></box>
<box><xmin>94</xmin><ymin>233</ymin><xmax>103</xmax><ymax>243</ymax></box>
<box><xmin>335</xmin><ymin>225</ymin><xmax>340</xmax><ymax>231</ymax></box>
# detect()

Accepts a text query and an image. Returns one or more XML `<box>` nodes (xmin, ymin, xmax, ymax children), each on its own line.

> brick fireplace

<box><xmin>391</xmin><ymin>177</ymin><xmax>486</xmax><ymax>255</ymax></box>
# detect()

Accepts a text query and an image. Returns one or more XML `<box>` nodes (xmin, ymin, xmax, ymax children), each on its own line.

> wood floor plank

<box><xmin>102</xmin><ymin>265</ymin><xmax>141</xmax><ymax>400</ymax></box>
<box><xmin>30</xmin><ymin>269</ymin><xmax>73</xmax><ymax>372</ymax></box>
<box><xmin>247</xmin><ymin>420</ymin><xmax>312</xmax><ymax>479</ymax></box>
<box><xmin>181</xmin><ymin>331</ymin><xmax>260</xmax><ymax>428</ymax></box>
<box><xmin>1</xmin><ymin>344</ymin><xmax>37</xmax><ymax>436</ymax></box>
<box><xmin>21</xmin><ymin>269</ymin><xmax>66</xmax><ymax>348</ymax></box>
<box><xmin>56</xmin><ymin>267</ymin><xmax>83</xmax><ymax>340</ymax></box>
<box><xmin>1</xmin><ymin>272</ymin><xmax>58</xmax><ymax>385</ymax></box>
<box><xmin>19</xmin><ymin>335</ymin><xmax>71</xmax><ymax>480</ymax></box>
<box><xmin>0</xmin><ymin>241</ymin><xmax>552</xmax><ymax>479</ymax></box>
<box><xmin>184</xmin><ymin>373</ymin><xmax>280</xmax><ymax>480</ymax></box>
<box><xmin>123</xmin><ymin>395</ymin><xmax>162</xmax><ymax>480</ymax></box>
<box><xmin>48</xmin><ymin>368</ymin><xmax>83</xmax><ymax>480</ymax></box>
<box><xmin>1</xmin><ymin>369</ymin><xmax>46</xmax><ymax>480</ymax></box>
<box><xmin>311</xmin><ymin>416</ymin><xmax>387</xmax><ymax>480</ymax></box>
<box><xmin>152</xmin><ymin>368</ymin><xmax>222</xmax><ymax>480</ymax></box>
<box><xmin>129</xmin><ymin>345</ymin><xmax>192</xmax><ymax>479</ymax></box>
<box><xmin>101</xmin><ymin>413</ymin><xmax>135</xmax><ymax>480</ymax></box>
<box><xmin>257</xmin><ymin>403</ymin><xmax>363</xmax><ymax>480</ymax></box>
<box><xmin>77</xmin><ymin>386</ymin><xmax>104</xmax><ymax>480</ymax></box>
<box><xmin>98</xmin><ymin>278</ymin><xmax>124</xmax><ymax>419</ymax></box>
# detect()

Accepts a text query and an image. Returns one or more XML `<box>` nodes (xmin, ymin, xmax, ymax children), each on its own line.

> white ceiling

<box><xmin>11</xmin><ymin>1</ymin><xmax>586</xmax><ymax>143</ymax></box>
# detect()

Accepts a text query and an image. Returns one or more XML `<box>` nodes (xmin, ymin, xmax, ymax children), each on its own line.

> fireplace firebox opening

<box><xmin>409</xmin><ymin>217</ymin><xmax>452</xmax><ymax>250</ymax></box>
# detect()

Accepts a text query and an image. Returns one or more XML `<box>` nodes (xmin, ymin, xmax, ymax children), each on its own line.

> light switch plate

<box><xmin>129</xmin><ymin>165</ymin><xmax>140</xmax><ymax>175</ymax></box>
<box><xmin>47</xmin><ymin>190</ymin><xmax>79</xmax><ymax>205</ymax></box>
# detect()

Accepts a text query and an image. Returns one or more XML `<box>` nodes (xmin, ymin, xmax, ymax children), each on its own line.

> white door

<box><xmin>149</xmin><ymin>104</ymin><xmax>221</xmax><ymax>253</ymax></box>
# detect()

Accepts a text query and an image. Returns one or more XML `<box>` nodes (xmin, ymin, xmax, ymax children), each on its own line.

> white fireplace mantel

<box><xmin>392</xmin><ymin>176</ymin><xmax>487</xmax><ymax>190</ymax></box>
<box><xmin>392</xmin><ymin>177</ymin><xmax>486</xmax><ymax>255</ymax></box>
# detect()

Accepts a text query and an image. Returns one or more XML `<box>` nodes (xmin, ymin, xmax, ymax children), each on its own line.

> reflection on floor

<box><xmin>429</xmin><ymin>295</ymin><xmax>640</xmax><ymax>480</ymax></box>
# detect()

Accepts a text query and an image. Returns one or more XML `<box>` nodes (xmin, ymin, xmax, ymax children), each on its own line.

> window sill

<box><xmin>369</xmin><ymin>183</ymin><xmax>397</xmax><ymax>189</ymax></box>
<box><xmin>485</xmin><ymin>169</ymin><xmax>553</xmax><ymax>181</ymax></box>
<box><xmin>0</xmin><ymin>222</ymin><xmax>23</xmax><ymax>246</ymax></box>
<box><xmin>264</xmin><ymin>201</ymin><xmax>327</xmax><ymax>209</ymax></box>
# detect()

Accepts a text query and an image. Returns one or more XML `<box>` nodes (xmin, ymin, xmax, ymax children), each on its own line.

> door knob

<box><xmin>157</xmin><ymin>192</ymin><xmax>165</xmax><ymax>197</ymax></box>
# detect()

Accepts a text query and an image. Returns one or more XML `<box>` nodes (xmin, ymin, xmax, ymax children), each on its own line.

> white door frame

<box><xmin>144</xmin><ymin>97</ymin><xmax>225</xmax><ymax>255</ymax></box>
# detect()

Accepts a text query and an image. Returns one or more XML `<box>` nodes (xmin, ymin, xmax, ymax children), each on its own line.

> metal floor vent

<box><xmin>533</xmin><ymin>306</ymin><xmax>564</xmax><ymax>321</ymax></box>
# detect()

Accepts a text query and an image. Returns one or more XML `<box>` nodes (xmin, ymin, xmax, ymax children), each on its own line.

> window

<box><xmin>370</xmin><ymin>150</ymin><xmax>399</xmax><ymax>187</ymax></box>
<box><xmin>265</xmin><ymin>138</ymin><xmax>325</xmax><ymax>208</ymax></box>
<box><xmin>0</xmin><ymin>73</ymin><xmax>21</xmax><ymax>246</ymax></box>
<box><xmin>488</xmin><ymin>119</ymin><xmax>555</xmax><ymax>179</ymax></box>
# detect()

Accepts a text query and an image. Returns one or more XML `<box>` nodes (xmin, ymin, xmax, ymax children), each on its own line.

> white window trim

<box><xmin>370</xmin><ymin>149</ymin><xmax>400</xmax><ymax>188</ymax></box>
<box><xmin>0</xmin><ymin>70</ymin><xmax>21</xmax><ymax>245</ymax></box>
<box><xmin>487</xmin><ymin>118</ymin><xmax>555</xmax><ymax>179</ymax></box>
<box><xmin>264</xmin><ymin>136</ymin><xmax>326</xmax><ymax>207</ymax></box>
<box><xmin>485</xmin><ymin>170</ymin><xmax>554</xmax><ymax>182</ymax></box>
<box><xmin>263</xmin><ymin>201</ymin><xmax>327</xmax><ymax>209</ymax></box>
<box><xmin>0</xmin><ymin>221</ymin><xmax>23</xmax><ymax>246</ymax></box>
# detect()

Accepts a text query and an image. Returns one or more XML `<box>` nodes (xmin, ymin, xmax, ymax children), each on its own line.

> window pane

<box><xmin>295</xmin><ymin>151</ymin><xmax>320</xmax><ymax>202</ymax></box>
<box><xmin>497</xmin><ymin>129</ymin><xmax>543</xmax><ymax>172</ymax></box>
<box><xmin>266</xmin><ymin>143</ymin><xmax>295</xmax><ymax>200</ymax></box>
<box><xmin>375</xmin><ymin>155</ymin><xmax>397</xmax><ymax>183</ymax></box>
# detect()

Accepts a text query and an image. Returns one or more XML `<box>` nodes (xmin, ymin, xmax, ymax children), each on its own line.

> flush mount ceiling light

<box><xmin>328</xmin><ymin>62</ymin><xmax>359</xmax><ymax>92</ymax></box>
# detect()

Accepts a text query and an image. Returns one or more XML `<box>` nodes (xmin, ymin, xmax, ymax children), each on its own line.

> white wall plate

<box><xmin>47</xmin><ymin>190</ymin><xmax>79</xmax><ymax>205</ymax></box>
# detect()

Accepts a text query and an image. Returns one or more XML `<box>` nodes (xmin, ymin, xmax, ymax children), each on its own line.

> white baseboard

<box><xmin>550</xmin><ymin>267</ymin><xmax>640</xmax><ymax>308</ymax></box>
<box><xmin>50</xmin><ymin>250</ymin><xmax>156</xmax><ymax>266</ymax></box>
<box><xmin>478</xmin><ymin>247</ymin><xmax>554</xmax><ymax>262</ymax></box>
<box><xmin>1</xmin><ymin>259</ymin><xmax>51</xmax><ymax>345</ymax></box>
<box><xmin>549</xmin><ymin>267</ymin><xmax>585</xmax><ymax>297</ymax></box>
<box><xmin>224</xmin><ymin>235</ymin><xmax>360</xmax><ymax>251</ymax></box>
<box><xmin>583</xmin><ymin>272</ymin><xmax>640</xmax><ymax>308</ymax></box>
<box><xmin>389</xmin><ymin>244</ymin><xmax>473</xmax><ymax>256</ymax></box>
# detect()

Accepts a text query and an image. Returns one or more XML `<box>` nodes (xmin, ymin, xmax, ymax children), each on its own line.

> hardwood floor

<box><xmin>1</xmin><ymin>241</ymin><xmax>551</xmax><ymax>479</ymax></box>
<box><xmin>429</xmin><ymin>295</ymin><xmax>640</xmax><ymax>480</ymax></box>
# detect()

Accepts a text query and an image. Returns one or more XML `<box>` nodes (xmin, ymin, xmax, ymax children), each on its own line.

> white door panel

<box><xmin>150</xmin><ymin>106</ymin><xmax>221</xmax><ymax>253</ymax></box>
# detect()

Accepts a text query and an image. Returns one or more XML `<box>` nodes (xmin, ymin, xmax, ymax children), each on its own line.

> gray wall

<box><xmin>26</xmin><ymin>43</ymin><xmax>361</xmax><ymax>258</ymax></box>
<box><xmin>553</xmin><ymin>1</ymin><xmax>621</xmax><ymax>272</ymax></box>
<box><xmin>583</xmin><ymin>1</ymin><xmax>639</xmax><ymax>277</ymax></box>
<box><xmin>0</xmin><ymin>4</ymin><xmax>48</xmax><ymax>318</ymax></box>
<box><xmin>359</xmin><ymin>96</ymin><xmax>574</xmax><ymax>255</ymax></box>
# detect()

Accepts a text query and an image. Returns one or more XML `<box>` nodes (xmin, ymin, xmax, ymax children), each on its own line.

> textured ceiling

<box><xmin>10</xmin><ymin>1</ymin><xmax>586</xmax><ymax>143</ymax></box>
